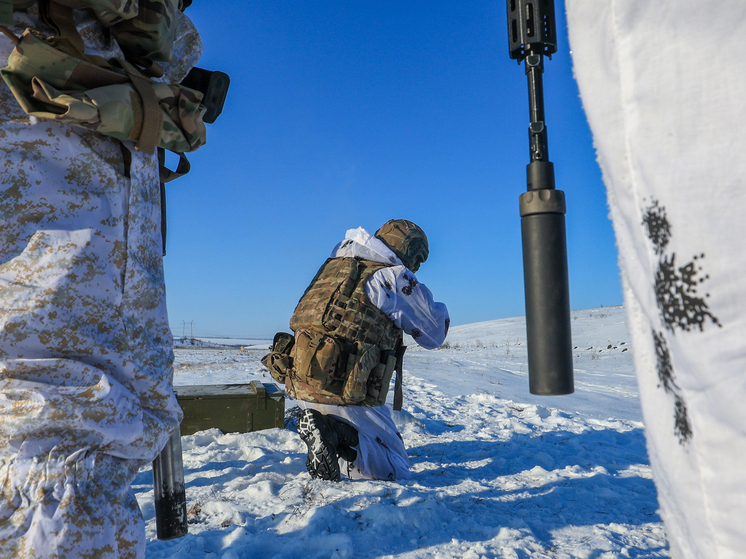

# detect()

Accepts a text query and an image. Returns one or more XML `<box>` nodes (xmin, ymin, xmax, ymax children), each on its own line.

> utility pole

<box><xmin>181</xmin><ymin>321</ymin><xmax>195</xmax><ymax>340</ymax></box>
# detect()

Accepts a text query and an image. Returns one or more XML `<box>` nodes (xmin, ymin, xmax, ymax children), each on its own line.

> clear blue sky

<box><xmin>164</xmin><ymin>0</ymin><xmax>621</xmax><ymax>339</ymax></box>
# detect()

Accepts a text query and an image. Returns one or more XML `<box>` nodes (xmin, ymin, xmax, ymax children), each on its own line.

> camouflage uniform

<box><xmin>283</xmin><ymin>227</ymin><xmax>449</xmax><ymax>480</ymax></box>
<box><xmin>286</xmin><ymin>256</ymin><xmax>403</xmax><ymax>407</ymax></box>
<box><xmin>0</xmin><ymin>4</ymin><xmax>202</xmax><ymax>558</ymax></box>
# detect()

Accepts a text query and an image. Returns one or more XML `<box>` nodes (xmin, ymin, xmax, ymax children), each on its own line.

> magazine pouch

<box><xmin>261</xmin><ymin>332</ymin><xmax>295</xmax><ymax>383</ymax></box>
<box><xmin>342</xmin><ymin>343</ymin><xmax>380</xmax><ymax>404</ymax></box>
<box><xmin>290</xmin><ymin>329</ymin><xmax>341</xmax><ymax>391</ymax></box>
<box><xmin>364</xmin><ymin>351</ymin><xmax>397</xmax><ymax>407</ymax></box>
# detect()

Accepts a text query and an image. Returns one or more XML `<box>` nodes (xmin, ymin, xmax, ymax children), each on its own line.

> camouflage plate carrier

<box><xmin>262</xmin><ymin>257</ymin><xmax>402</xmax><ymax>407</ymax></box>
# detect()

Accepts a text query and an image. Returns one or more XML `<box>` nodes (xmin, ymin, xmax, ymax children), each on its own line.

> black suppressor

<box><xmin>507</xmin><ymin>0</ymin><xmax>574</xmax><ymax>395</ymax></box>
<box><xmin>520</xmin><ymin>187</ymin><xmax>573</xmax><ymax>394</ymax></box>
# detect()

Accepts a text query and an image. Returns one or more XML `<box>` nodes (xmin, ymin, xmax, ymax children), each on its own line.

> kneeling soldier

<box><xmin>264</xmin><ymin>219</ymin><xmax>449</xmax><ymax>481</ymax></box>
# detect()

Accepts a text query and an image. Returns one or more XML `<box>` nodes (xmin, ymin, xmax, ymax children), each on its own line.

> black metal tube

<box><xmin>153</xmin><ymin>426</ymin><xmax>188</xmax><ymax>540</ymax></box>
<box><xmin>526</xmin><ymin>54</ymin><xmax>546</xmax><ymax>129</ymax></box>
<box><xmin>520</xmin><ymin>207</ymin><xmax>574</xmax><ymax>395</ymax></box>
<box><xmin>526</xmin><ymin>54</ymin><xmax>549</xmax><ymax>163</ymax></box>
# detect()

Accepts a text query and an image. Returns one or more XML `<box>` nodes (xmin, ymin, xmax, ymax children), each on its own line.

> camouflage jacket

<box><xmin>0</xmin><ymin>4</ymin><xmax>201</xmax><ymax>556</ymax></box>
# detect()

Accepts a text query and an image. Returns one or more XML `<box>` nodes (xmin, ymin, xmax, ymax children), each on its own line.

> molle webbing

<box><xmin>6</xmin><ymin>0</ymin><xmax>179</xmax><ymax>62</ymax></box>
<box><xmin>290</xmin><ymin>257</ymin><xmax>399</xmax><ymax>350</ymax></box>
<box><xmin>287</xmin><ymin>257</ymin><xmax>402</xmax><ymax>406</ymax></box>
<box><xmin>331</xmin><ymin>292</ymin><xmax>392</xmax><ymax>347</ymax></box>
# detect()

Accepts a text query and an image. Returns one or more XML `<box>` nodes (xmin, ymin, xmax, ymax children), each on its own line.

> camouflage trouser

<box><xmin>0</xmin><ymin>76</ymin><xmax>181</xmax><ymax>557</ymax></box>
<box><xmin>1</xmin><ymin>450</ymin><xmax>145</xmax><ymax>558</ymax></box>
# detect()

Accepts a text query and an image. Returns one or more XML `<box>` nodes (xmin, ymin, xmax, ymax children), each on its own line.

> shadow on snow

<box><xmin>143</xmin><ymin>424</ymin><xmax>667</xmax><ymax>558</ymax></box>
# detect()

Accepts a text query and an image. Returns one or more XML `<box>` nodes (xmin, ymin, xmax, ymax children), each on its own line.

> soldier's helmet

<box><xmin>374</xmin><ymin>219</ymin><xmax>429</xmax><ymax>272</ymax></box>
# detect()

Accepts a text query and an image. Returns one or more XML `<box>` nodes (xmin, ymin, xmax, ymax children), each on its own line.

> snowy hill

<box><xmin>138</xmin><ymin>306</ymin><xmax>669</xmax><ymax>558</ymax></box>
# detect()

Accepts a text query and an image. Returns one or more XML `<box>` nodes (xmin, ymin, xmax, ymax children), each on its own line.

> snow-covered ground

<box><xmin>139</xmin><ymin>306</ymin><xmax>669</xmax><ymax>558</ymax></box>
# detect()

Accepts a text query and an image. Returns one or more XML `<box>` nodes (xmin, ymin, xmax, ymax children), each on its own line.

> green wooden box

<box><xmin>175</xmin><ymin>381</ymin><xmax>285</xmax><ymax>435</ymax></box>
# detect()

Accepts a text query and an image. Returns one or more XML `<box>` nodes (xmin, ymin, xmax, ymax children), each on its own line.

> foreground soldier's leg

<box><xmin>567</xmin><ymin>2</ymin><xmax>746</xmax><ymax>557</ymax></box>
<box><xmin>0</xmin><ymin>82</ymin><xmax>180</xmax><ymax>558</ymax></box>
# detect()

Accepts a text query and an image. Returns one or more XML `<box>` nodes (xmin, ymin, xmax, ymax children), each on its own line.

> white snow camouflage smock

<box><xmin>0</xmin><ymin>6</ymin><xmax>202</xmax><ymax>559</ymax></box>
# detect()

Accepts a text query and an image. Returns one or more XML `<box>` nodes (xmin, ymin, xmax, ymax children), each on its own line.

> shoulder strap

<box><xmin>110</xmin><ymin>57</ymin><xmax>163</xmax><ymax>153</ymax></box>
<box><xmin>38</xmin><ymin>0</ymin><xmax>85</xmax><ymax>55</ymax></box>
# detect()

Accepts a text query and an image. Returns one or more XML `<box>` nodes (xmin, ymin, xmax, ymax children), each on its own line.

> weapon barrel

<box><xmin>153</xmin><ymin>425</ymin><xmax>188</xmax><ymax>540</ymax></box>
<box><xmin>507</xmin><ymin>0</ymin><xmax>574</xmax><ymax>395</ymax></box>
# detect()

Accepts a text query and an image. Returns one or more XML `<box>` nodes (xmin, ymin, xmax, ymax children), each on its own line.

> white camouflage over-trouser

<box><xmin>0</xmin><ymin>8</ymin><xmax>202</xmax><ymax>559</ymax></box>
<box><xmin>567</xmin><ymin>2</ymin><xmax>746</xmax><ymax>558</ymax></box>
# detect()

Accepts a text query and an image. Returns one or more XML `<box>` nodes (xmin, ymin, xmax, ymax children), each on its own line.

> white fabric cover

<box><xmin>297</xmin><ymin>401</ymin><xmax>411</xmax><ymax>481</ymax></box>
<box><xmin>565</xmin><ymin>2</ymin><xmax>746</xmax><ymax>558</ymax></box>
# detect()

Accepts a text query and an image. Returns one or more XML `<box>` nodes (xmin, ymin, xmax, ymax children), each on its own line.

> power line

<box><xmin>181</xmin><ymin>320</ymin><xmax>194</xmax><ymax>338</ymax></box>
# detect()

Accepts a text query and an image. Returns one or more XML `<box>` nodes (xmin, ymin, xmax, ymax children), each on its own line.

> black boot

<box><xmin>329</xmin><ymin>416</ymin><xmax>359</xmax><ymax>463</ymax></box>
<box><xmin>297</xmin><ymin>409</ymin><xmax>359</xmax><ymax>481</ymax></box>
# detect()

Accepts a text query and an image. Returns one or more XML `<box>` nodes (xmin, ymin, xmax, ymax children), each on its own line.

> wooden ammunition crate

<box><xmin>175</xmin><ymin>381</ymin><xmax>285</xmax><ymax>435</ymax></box>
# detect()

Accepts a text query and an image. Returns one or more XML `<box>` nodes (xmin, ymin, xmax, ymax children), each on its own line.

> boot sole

<box><xmin>297</xmin><ymin>409</ymin><xmax>341</xmax><ymax>482</ymax></box>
